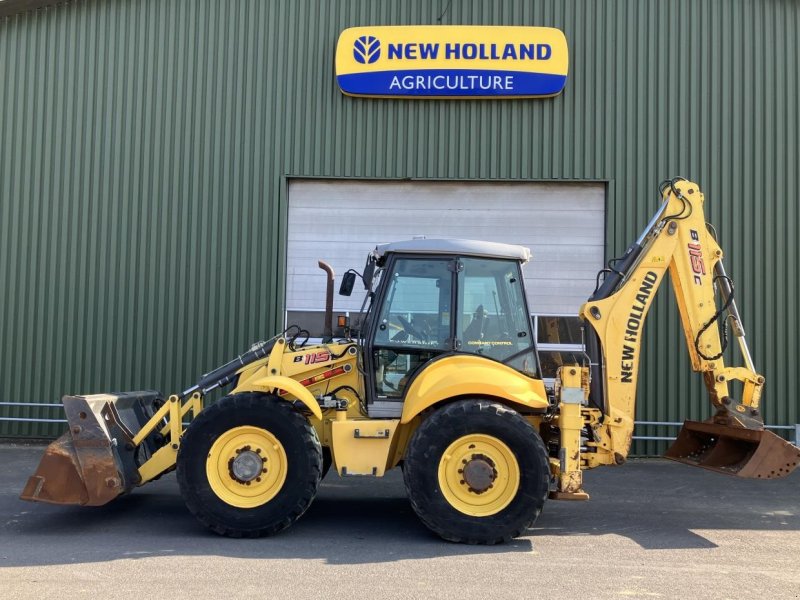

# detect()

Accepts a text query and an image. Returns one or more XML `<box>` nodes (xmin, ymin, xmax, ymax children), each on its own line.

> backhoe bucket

<box><xmin>665</xmin><ymin>420</ymin><xmax>800</xmax><ymax>479</ymax></box>
<box><xmin>20</xmin><ymin>391</ymin><xmax>164</xmax><ymax>506</ymax></box>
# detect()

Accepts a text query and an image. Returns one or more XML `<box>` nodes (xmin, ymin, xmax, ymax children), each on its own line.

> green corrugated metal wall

<box><xmin>1</xmin><ymin>0</ymin><xmax>798</xmax><ymax>452</ymax></box>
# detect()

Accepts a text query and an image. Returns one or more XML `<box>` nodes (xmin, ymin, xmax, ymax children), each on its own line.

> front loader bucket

<box><xmin>665</xmin><ymin>420</ymin><xmax>800</xmax><ymax>479</ymax></box>
<box><xmin>20</xmin><ymin>391</ymin><xmax>164</xmax><ymax>506</ymax></box>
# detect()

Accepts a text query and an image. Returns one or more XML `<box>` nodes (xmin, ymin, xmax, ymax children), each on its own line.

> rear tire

<box><xmin>177</xmin><ymin>393</ymin><xmax>322</xmax><ymax>538</ymax></box>
<box><xmin>403</xmin><ymin>399</ymin><xmax>549</xmax><ymax>544</ymax></box>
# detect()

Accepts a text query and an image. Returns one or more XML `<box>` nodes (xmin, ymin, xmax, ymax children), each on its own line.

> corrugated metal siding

<box><xmin>0</xmin><ymin>0</ymin><xmax>797</xmax><ymax>451</ymax></box>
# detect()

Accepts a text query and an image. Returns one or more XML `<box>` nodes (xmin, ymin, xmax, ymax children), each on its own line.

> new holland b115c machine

<box><xmin>21</xmin><ymin>178</ymin><xmax>800</xmax><ymax>543</ymax></box>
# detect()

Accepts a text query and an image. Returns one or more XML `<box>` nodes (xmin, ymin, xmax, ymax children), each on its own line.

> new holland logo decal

<box><xmin>354</xmin><ymin>35</ymin><xmax>381</xmax><ymax>64</ymax></box>
<box><xmin>335</xmin><ymin>26</ymin><xmax>568</xmax><ymax>98</ymax></box>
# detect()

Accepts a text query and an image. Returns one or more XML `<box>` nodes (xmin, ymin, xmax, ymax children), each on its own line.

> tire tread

<box><xmin>177</xmin><ymin>393</ymin><xmax>322</xmax><ymax>538</ymax></box>
<box><xmin>403</xmin><ymin>399</ymin><xmax>549</xmax><ymax>544</ymax></box>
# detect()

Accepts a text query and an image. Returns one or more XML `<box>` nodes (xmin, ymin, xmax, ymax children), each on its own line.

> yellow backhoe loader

<box><xmin>21</xmin><ymin>178</ymin><xmax>799</xmax><ymax>543</ymax></box>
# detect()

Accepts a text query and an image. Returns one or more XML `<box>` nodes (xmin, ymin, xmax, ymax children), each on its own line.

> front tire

<box><xmin>177</xmin><ymin>393</ymin><xmax>322</xmax><ymax>538</ymax></box>
<box><xmin>403</xmin><ymin>399</ymin><xmax>549</xmax><ymax>544</ymax></box>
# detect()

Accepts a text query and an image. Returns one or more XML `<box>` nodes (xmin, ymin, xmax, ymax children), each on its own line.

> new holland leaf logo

<box><xmin>353</xmin><ymin>35</ymin><xmax>381</xmax><ymax>64</ymax></box>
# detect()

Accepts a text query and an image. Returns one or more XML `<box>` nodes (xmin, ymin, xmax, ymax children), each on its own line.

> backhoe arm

<box><xmin>573</xmin><ymin>179</ymin><xmax>799</xmax><ymax>478</ymax></box>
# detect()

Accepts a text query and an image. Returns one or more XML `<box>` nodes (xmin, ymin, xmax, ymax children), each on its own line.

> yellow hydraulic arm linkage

<box><xmin>576</xmin><ymin>178</ymin><xmax>799</xmax><ymax>479</ymax></box>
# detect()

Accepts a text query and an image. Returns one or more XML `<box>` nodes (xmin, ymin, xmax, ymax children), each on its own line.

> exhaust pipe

<box><xmin>318</xmin><ymin>260</ymin><xmax>335</xmax><ymax>343</ymax></box>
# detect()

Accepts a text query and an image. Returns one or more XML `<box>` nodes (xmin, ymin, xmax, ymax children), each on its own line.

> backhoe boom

<box><xmin>573</xmin><ymin>179</ymin><xmax>798</xmax><ymax>478</ymax></box>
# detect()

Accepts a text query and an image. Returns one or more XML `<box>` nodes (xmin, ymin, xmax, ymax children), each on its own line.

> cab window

<box><xmin>456</xmin><ymin>258</ymin><xmax>535</xmax><ymax>368</ymax></box>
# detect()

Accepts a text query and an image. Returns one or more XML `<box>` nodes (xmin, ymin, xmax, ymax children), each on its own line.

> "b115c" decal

<box><xmin>687</xmin><ymin>229</ymin><xmax>706</xmax><ymax>285</ymax></box>
<box><xmin>293</xmin><ymin>350</ymin><xmax>332</xmax><ymax>365</ymax></box>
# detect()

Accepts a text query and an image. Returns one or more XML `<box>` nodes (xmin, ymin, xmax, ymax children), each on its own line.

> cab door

<box><xmin>455</xmin><ymin>257</ymin><xmax>540</xmax><ymax>378</ymax></box>
<box><xmin>366</xmin><ymin>256</ymin><xmax>455</xmax><ymax>413</ymax></box>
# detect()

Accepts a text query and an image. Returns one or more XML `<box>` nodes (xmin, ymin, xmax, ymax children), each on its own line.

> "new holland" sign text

<box><xmin>335</xmin><ymin>26</ymin><xmax>568</xmax><ymax>99</ymax></box>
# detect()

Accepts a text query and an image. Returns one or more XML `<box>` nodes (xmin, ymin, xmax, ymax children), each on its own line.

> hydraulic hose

<box><xmin>182</xmin><ymin>340</ymin><xmax>276</xmax><ymax>398</ymax></box>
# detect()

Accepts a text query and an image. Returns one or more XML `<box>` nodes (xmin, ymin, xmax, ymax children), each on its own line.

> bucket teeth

<box><xmin>665</xmin><ymin>420</ymin><xmax>800</xmax><ymax>479</ymax></box>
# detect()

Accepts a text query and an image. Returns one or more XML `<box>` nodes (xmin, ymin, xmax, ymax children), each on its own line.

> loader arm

<box><xmin>576</xmin><ymin>179</ymin><xmax>799</xmax><ymax>477</ymax></box>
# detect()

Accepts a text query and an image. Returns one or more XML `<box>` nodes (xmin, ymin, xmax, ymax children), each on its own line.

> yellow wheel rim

<box><xmin>206</xmin><ymin>425</ymin><xmax>287</xmax><ymax>508</ymax></box>
<box><xmin>438</xmin><ymin>433</ymin><xmax>520</xmax><ymax>517</ymax></box>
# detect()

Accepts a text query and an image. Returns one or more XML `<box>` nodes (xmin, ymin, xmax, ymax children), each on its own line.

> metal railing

<box><xmin>2</xmin><ymin>403</ymin><xmax>799</xmax><ymax>446</ymax></box>
<box><xmin>0</xmin><ymin>402</ymin><xmax>68</xmax><ymax>423</ymax></box>
<box><xmin>634</xmin><ymin>420</ymin><xmax>800</xmax><ymax>446</ymax></box>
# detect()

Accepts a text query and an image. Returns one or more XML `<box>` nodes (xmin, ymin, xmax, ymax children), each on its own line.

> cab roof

<box><xmin>373</xmin><ymin>239</ymin><xmax>531</xmax><ymax>264</ymax></box>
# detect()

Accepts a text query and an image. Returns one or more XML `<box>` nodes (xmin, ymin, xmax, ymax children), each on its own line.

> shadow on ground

<box><xmin>1</xmin><ymin>445</ymin><xmax>798</xmax><ymax>567</ymax></box>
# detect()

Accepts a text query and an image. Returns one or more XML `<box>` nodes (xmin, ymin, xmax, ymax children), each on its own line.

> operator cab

<box><xmin>342</xmin><ymin>239</ymin><xmax>541</xmax><ymax>418</ymax></box>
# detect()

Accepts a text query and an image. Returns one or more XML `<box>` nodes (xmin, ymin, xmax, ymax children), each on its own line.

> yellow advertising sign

<box><xmin>335</xmin><ymin>26</ymin><xmax>568</xmax><ymax>99</ymax></box>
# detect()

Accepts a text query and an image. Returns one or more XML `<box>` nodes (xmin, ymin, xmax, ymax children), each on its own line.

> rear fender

<box><xmin>400</xmin><ymin>355</ymin><xmax>549</xmax><ymax>424</ymax></box>
<box><xmin>233</xmin><ymin>375</ymin><xmax>323</xmax><ymax>420</ymax></box>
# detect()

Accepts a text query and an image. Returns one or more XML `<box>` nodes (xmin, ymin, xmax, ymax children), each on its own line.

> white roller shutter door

<box><xmin>286</xmin><ymin>179</ymin><xmax>604</xmax><ymax>328</ymax></box>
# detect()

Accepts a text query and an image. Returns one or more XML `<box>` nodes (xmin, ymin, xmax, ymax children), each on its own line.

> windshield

<box><xmin>374</xmin><ymin>258</ymin><xmax>452</xmax><ymax>350</ymax></box>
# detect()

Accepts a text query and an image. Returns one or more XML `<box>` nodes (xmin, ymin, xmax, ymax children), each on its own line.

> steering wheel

<box><xmin>397</xmin><ymin>315</ymin><xmax>428</xmax><ymax>341</ymax></box>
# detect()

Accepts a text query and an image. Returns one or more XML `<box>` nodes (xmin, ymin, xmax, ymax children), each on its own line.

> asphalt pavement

<box><xmin>1</xmin><ymin>443</ymin><xmax>798</xmax><ymax>599</ymax></box>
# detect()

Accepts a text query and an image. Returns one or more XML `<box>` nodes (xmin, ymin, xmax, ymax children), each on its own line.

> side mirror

<box><xmin>339</xmin><ymin>271</ymin><xmax>356</xmax><ymax>296</ymax></box>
